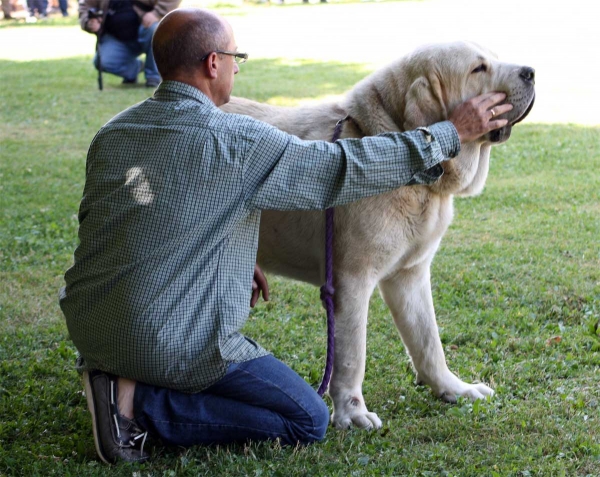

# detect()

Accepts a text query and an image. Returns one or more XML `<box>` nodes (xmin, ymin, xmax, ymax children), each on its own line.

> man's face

<box><xmin>216</xmin><ymin>23</ymin><xmax>239</xmax><ymax>106</ymax></box>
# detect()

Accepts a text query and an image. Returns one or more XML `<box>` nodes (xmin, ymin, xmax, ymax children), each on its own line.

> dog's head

<box><xmin>401</xmin><ymin>41</ymin><xmax>535</xmax><ymax>144</ymax></box>
<box><xmin>356</xmin><ymin>41</ymin><xmax>533</xmax><ymax>197</ymax></box>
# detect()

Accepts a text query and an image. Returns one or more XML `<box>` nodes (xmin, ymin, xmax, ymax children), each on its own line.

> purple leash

<box><xmin>317</xmin><ymin>207</ymin><xmax>335</xmax><ymax>396</ymax></box>
<box><xmin>316</xmin><ymin>116</ymin><xmax>351</xmax><ymax>397</ymax></box>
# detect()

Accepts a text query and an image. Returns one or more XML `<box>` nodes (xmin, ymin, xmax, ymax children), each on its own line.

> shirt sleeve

<box><xmin>243</xmin><ymin>119</ymin><xmax>461</xmax><ymax>211</ymax></box>
<box><xmin>153</xmin><ymin>0</ymin><xmax>182</xmax><ymax>17</ymax></box>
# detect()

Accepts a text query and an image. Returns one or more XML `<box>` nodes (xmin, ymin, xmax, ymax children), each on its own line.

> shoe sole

<box><xmin>83</xmin><ymin>371</ymin><xmax>112</xmax><ymax>465</ymax></box>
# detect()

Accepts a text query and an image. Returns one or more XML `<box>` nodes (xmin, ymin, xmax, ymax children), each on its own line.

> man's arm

<box><xmin>139</xmin><ymin>0</ymin><xmax>182</xmax><ymax>28</ymax></box>
<box><xmin>151</xmin><ymin>0</ymin><xmax>182</xmax><ymax>18</ymax></box>
<box><xmin>243</xmin><ymin>92</ymin><xmax>510</xmax><ymax>212</ymax></box>
<box><xmin>243</xmin><ymin>123</ymin><xmax>455</xmax><ymax>212</ymax></box>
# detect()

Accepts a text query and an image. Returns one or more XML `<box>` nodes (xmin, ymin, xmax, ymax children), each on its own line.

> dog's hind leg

<box><xmin>328</xmin><ymin>274</ymin><xmax>382</xmax><ymax>430</ymax></box>
<box><xmin>379</xmin><ymin>264</ymin><xmax>494</xmax><ymax>402</ymax></box>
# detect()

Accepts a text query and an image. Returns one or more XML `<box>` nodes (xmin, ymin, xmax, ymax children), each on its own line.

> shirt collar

<box><xmin>153</xmin><ymin>81</ymin><xmax>214</xmax><ymax>106</ymax></box>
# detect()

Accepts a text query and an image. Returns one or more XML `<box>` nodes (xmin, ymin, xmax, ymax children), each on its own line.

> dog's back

<box><xmin>222</xmin><ymin>97</ymin><xmax>352</xmax><ymax>141</ymax></box>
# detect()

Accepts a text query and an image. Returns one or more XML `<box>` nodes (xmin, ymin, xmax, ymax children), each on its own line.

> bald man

<box><xmin>60</xmin><ymin>8</ymin><xmax>512</xmax><ymax>464</ymax></box>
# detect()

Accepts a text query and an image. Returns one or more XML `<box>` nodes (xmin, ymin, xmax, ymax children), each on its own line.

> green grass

<box><xmin>1</xmin><ymin>20</ymin><xmax>600</xmax><ymax>477</ymax></box>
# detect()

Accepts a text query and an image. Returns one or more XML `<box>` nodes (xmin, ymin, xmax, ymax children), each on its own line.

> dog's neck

<box><xmin>344</xmin><ymin>68</ymin><xmax>408</xmax><ymax>136</ymax></box>
<box><xmin>344</xmin><ymin>67</ymin><xmax>492</xmax><ymax>198</ymax></box>
<box><xmin>429</xmin><ymin>142</ymin><xmax>491</xmax><ymax>197</ymax></box>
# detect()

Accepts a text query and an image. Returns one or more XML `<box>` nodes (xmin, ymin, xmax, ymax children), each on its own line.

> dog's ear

<box><xmin>403</xmin><ymin>76</ymin><xmax>447</xmax><ymax>131</ymax></box>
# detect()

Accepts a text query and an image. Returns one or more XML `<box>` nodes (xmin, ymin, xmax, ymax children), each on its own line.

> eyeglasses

<box><xmin>200</xmin><ymin>50</ymin><xmax>248</xmax><ymax>64</ymax></box>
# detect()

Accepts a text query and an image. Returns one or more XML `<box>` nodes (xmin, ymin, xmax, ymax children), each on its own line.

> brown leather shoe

<box><xmin>83</xmin><ymin>370</ymin><xmax>149</xmax><ymax>464</ymax></box>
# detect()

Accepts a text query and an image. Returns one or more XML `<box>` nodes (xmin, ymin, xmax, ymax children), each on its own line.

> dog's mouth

<box><xmin>486</xmin><ymin>93</ymin><xmax>535</xmax><ymax>144</ymax></box>
<box><xmin>511</xmin><ymin>93</ymin><xmax>536</xmax><ymax>126</ymax></box>
<box><xmin>488</xmin><ymin>124</ymin><xmax>512</xmax><ymax>143</ymax></box>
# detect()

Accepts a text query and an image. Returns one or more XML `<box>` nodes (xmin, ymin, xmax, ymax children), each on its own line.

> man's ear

<box><xmin>403</xmin><ymin>76</ymin><xmax>447</xmax><ymax>130</ymax></box>
<box><xmin>204</xmin><ymin>52</ymin><xmax>219</xmax><ymax>79</ymax></box>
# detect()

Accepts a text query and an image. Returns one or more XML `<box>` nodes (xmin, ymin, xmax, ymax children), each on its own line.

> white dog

<box><xmin>222</xmin><ymin>41</ymin><xmax>535</xmax><ymax>429</ymax></box>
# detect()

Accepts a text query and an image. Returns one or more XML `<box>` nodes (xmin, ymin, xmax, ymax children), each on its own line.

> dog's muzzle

<box><xmin>487</xmin><ymin>66</ymin><xmax>536</xmax><ymax>144</ymax></box>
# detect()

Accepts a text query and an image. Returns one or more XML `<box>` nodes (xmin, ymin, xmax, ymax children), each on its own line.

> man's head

<box><xmin>153</xmin><ymin>8</ymin><xmax>240</xmax><ymax>106</ymax></box>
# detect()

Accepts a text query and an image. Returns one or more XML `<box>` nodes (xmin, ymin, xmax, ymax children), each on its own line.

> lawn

<box><xmin>1</xmin><ymin>2</ymin><xmax>599</xmax><ymax>476</ymax></box>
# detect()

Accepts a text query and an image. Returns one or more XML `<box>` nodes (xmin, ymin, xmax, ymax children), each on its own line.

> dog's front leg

<box><xmin>328</xmin><ymin>275</ymin><xmax>382</xmax><ymax>430</ymax></box>
<box><xmin>379</xmin><ymin>264</ymin><xmax>494</xmax><ymax>402</ymax></box>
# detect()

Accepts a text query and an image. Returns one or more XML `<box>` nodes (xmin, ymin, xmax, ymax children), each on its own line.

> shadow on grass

<box><xmin>0</xmin><ymin>56</ymin><xmax>371</xmax><ymax>107</ymax></box>
<box><xmin>234</xmin><ymin>57</ymin><xmax>372</xmax><ymax>103</ymax></box>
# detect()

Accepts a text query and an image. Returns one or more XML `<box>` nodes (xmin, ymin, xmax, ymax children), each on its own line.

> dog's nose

<box><xmin>520</xmin><ymin>66</ymin><xmax>535</xmax><ymax>85</ymax></box>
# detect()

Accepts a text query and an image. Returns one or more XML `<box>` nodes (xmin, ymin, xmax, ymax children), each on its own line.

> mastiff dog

<box><xmin>222</xmin><ymin>41</ymin><xmax>535</xmax><ymax>430</ymax></box>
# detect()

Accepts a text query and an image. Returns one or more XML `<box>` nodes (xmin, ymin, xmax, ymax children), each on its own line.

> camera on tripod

<box><xmin>88</xmin><ymin>7</ymin><xmax>103</xmax><ymax>19</ymax></box>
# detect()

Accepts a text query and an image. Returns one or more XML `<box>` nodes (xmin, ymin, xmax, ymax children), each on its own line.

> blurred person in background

<box><xmin>1</xmin><ymin>0</ymin><xmax>14</xmax><ymax>20</ymax></box>
<box><xmin>56</xmin><ymin>0</ymin><xmax>68</xmax><ymax>17</ymax></box>
<box><xmin>79</xmin><ymin>0</ymin><xmax>181</xmax><ymax>88</ymax></box>
<box><xmin>26</xmin><ymin>0</ymin><xmax>47</xmax><ymax>22</ymax></box>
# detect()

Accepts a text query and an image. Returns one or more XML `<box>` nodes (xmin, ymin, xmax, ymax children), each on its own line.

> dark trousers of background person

<box><xmin>93</xmin><ymin>24</ymin><xmax>161</xmax><ymax>85</ymax></box>
<box><xmin>58</xmin><ymin>0</ymin><xmax>68</xmax><ymax>16</ymax></box>
<box><xmin>27</xmin><ymin>0</ymin><xmax>47</xmax><ymax>16</ymax></box>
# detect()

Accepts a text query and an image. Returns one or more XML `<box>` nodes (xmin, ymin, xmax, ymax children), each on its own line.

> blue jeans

<box><xmin>94</xmin><ymin>23</ymin><xmax>160</xmax><ymax>83</ymax></box>
<box><xmin>133</xmin><ymin>355</ymin><xmax>330</xmax><ymax>447</ymax></box>
<box><xmin>27</xmin><ymin>0</ymin><xmax>47</xmax><ymax>15</ymax></box>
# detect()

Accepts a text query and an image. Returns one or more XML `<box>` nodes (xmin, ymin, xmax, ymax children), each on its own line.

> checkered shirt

<box><xmin>59</xmin><ymin>81</ymin><xmax>460</xmax><ymax>392</ymax></box>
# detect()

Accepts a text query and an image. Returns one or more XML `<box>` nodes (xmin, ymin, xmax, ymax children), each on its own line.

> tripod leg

<box><xmin>96</xmin><ymin>34</ymin><xmax>103</xmax><ymax>91</ymax></box>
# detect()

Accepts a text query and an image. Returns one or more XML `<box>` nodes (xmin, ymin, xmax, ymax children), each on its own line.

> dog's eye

<box><xmin>471</xmin><ymin>64</ymin><xmax>487</xmax><ymax>74</ymax></box>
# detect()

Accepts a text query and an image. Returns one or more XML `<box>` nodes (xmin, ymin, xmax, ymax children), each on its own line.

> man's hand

<box><xmin>251</xmin><ymin>264</ymin><xmax>269</xmax><ymax>308</ymax></box>
<box><xmin>87</xmin><ymin>18</ymin><xmax>101</xmax><ymax>33</ymax></box>
<box><xmin>142</xmin><ymin>11</ymin><xmax>160</xmax><ymax>28</ymax></box>
<box><xmin>449</xmin><ymin>92</ymin><xmax>514</xmax><ymax>144</ymax></box>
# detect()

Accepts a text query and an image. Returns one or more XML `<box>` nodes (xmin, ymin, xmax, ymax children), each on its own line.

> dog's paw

<box><xmin>332</xmin><ymin>409</ymin><xmax>382</xmax><ymax>430</ymax></box>
<box><xmin>425</xmin><ymin>372</ymin><xmax>494</xmax><ymax>403</ymax></box>
<box><xmin>439</xmin><ymin>382</ymin><xmax>494</xmax><ymax>403</ymax></box>
<box><xmin>331</xmin><ymin>396</ymin><xmax>383</xmax><ymax>430</ymax></box>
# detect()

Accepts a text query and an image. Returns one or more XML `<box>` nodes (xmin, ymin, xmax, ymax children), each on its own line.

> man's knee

<box><xmin>93</xmin><ymin>49</ymin><xmax>119</xmax><ymax>73</ymax></box>
<box><xmin>311</xmin><ymin>397</ymin><xmax>331</xmax><ymax>441</ymax></box>
<box><xmin>295</xmin><ymin>395</ymin><xmax>330</xmax><ymax>444</ymax></box>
